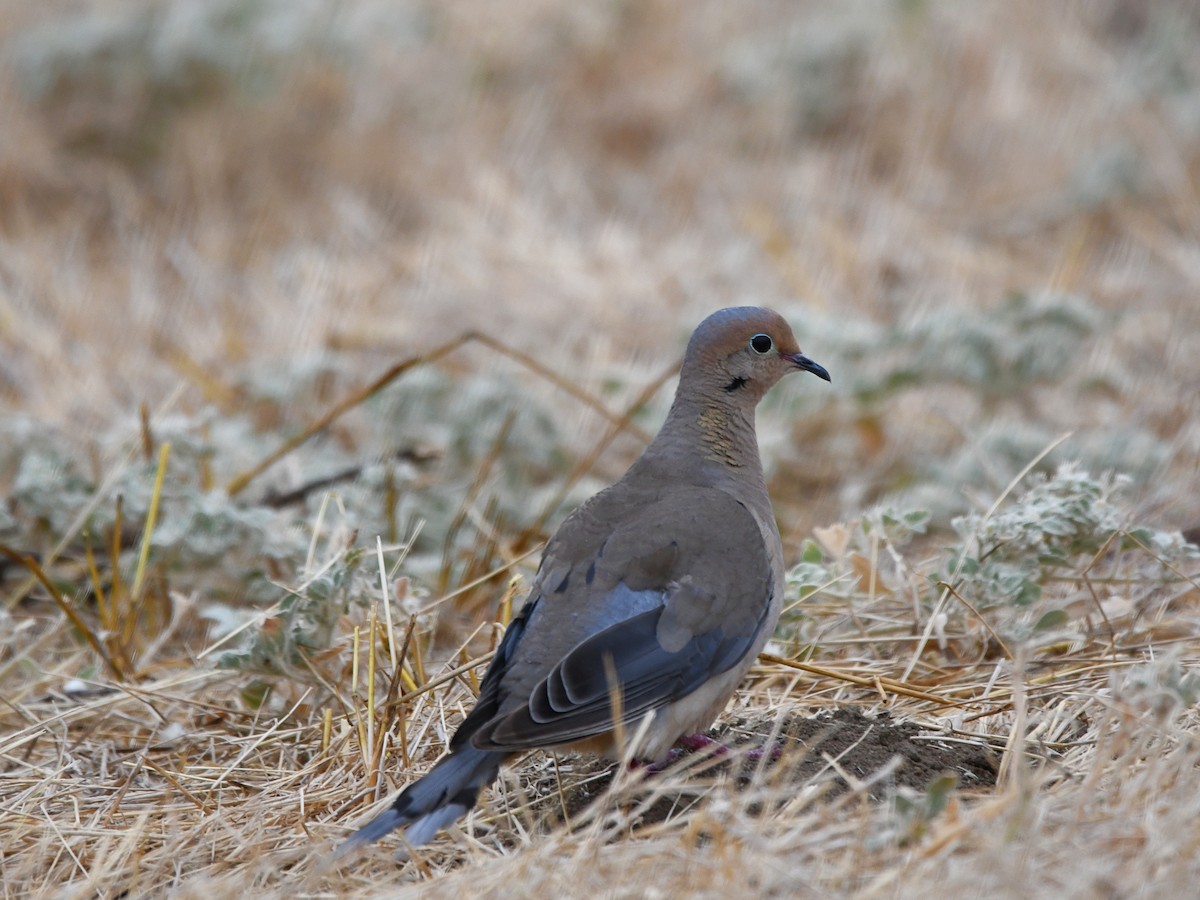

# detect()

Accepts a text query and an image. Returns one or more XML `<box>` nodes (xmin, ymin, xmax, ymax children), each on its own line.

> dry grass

<box><xmin>3</xmin><ymin>1</ymin><xmax>1200</xmax><ymax>897</ymax></box>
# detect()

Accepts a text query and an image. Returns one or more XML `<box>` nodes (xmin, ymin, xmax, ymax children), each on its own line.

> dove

<box><xmin>338</xmin><ymin>306</ymin><xmax>830</xmax><ymax>854</ymax></box>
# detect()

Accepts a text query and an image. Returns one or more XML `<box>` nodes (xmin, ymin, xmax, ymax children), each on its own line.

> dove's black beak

<box><xmin>786</xmin><ymin>353</ymin><xmax>831</xmax><ymax>382</ymax></box>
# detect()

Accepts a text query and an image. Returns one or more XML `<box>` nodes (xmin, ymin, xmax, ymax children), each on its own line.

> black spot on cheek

<box><xmin>724</xmin><ymin>376</ymin><xmax>748</xmax><ymax>392</ymax></box>
<box><xmin>586</xmin><ymin>560</ymin><xmax>596</xmax><ymax>584</ymax></box>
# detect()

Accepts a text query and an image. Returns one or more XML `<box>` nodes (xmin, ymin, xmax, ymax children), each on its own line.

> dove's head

<box><xmin>682</xmin><ymin>307</ymin><xmax>830</xmax><ymax>403</ymax></box>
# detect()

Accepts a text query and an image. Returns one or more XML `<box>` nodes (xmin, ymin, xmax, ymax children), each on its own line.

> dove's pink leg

<box><xmin>676</xmin><ymin>733</ymin><xmax>728</xmax><ymax>753</ymax></box>
<box><xmin>677</xmin><ymin>733</ymin><xmax>785</xmax><ymax>760</ymax></box>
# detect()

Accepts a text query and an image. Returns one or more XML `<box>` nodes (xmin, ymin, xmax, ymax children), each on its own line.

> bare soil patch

<box><xmin>536</xmin><ymin>708</ymin><xmax>997</xmax><ymax>830</ymax></box>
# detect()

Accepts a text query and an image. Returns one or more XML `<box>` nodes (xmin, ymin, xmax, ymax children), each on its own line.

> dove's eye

<box><xmin>749</xmin><ymin>334</ymin><xmax>773</xmax><ymax>354</ymax></box>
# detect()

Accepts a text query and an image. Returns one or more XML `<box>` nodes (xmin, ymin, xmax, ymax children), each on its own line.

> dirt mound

<box><xmin>724</xmin><ymin>707</ymin><xmax>999</xmax><ymax>797</ymax></box>
<box><xmin>533</xmin><ymin>708</ymin><xmax>998</xmax><ymax>830</ymax></box>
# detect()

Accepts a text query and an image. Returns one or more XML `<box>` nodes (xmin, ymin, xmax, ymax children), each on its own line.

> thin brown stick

<box><xmin>418</xmin><ymin>546</ymin><xmax>541</xmax><ymax>615</ymax></box>
<box><xmin>936</xmin><ymin>580</ymin><xmax>1015</xmax><ymax>660</ymax></box>
<box><xmin>389</xmin><ymin>615</ymin><xmax>420</xmax><ymax>770</ymax></box>
<box><xmin>139</xmin><ymin>401</ymin><xmax>154</xmax><ymax>462</ymax></box>
<box><xmin>226</xmin><ymin>334</ymin><xmax>466</xmax><ymax>496</ymax></box>
<box><xmin>438</xmin><ymin>409</ymin><xmax>517</xmax><ymax>594</ymax></box>
<box><xmin>1123</xmin><ymin>529</ymin><xmax>1200</xmax><ymax>593</ymax></box>
<box><xmin>524</xmin><ymin>358</ymin><xmax>679</xmax><ymax>540</ymax></box>
<box><xmin>758</xmin><ymin>652</ymin><xmax>955</xmax><ymax>706</ymax></box>
<box><xmin>381</xmin><ymin>650</ymin><xmax>497</xmax><ymax>712</ymax></box>
<box><xmin>0</xmin><ymin>545</ymin><xmax>126</xmax><ymax>681</ymax></box>
<box><xmin>1080</xmin><ymin>529</ymin><xmax>1121</xmax><ymax>658</ymax></box>
<box><xmin>469</xmin><ymin>331</ymin><xmax>654</xmax><ymax>444</ymax></box>
<box><xmin>226</xmin><ymin>330</ymin><xmax>655</xmax><ymax>499</ymax></box>
<box><xmin>142</xmin><ymin>758</ymin><xmax>214</xmax><ymax>814</ymax></box>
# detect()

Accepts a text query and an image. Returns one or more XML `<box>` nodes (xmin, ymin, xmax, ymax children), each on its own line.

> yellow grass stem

<box><xmin>376</xmin><ymin>537</ymin><xmax>398</xmax><ymax>671</ymax></box>
<box><xmin>139</xmin><ymin>401</ymin><xmax>154</xmax><ymax>462</ymax></box>
<box><xmin>461</xmin><ymin>645</ymin><xmax>479</xmax><ymax>694</ymax></box>
<box><xmin>499</xmin><ymin>576</ymin><xmax>519</xmax><ymax>629</ymax></box>
<box><xmin>3</xmin><ymin>387</ymin><xmax>186</xmax><ymax>611</ymax></box>
<box><xmin>198</xmin><ymin>422</ymin><xmax>213</xmax><ymax>492</ymax></box>
<box><xmin>109</xmin><ymin>496</ymin><xmax>124</xmax><ymax>613</ymax></box>
<box><xmin>409</xmin><ymin>624</ymin><xmax>427</xmax><ymax>686</ymax></box>
<box><xmin>398</xmin><ymin>663</ymin><xmax>419</xmax><ymax>694</ymax></box>
<box><xmin>350</xmin><ymin>625</ymin><xmax>368</xmax><ymax>767</ymax></box>
<box><xmin>384</xmin><ymin>615</ymin><xmax>421</xmax><ymax>695</ymax></box>
<box><xmin>381</xmin><ymin>650</ymin><xmax>497</xmax><ymax>713</ymax></box>
<box><xmin>367</xmin><ymin>608</ymin><xmax>377</xmax><ymax>778</ymax></box>
<box><xmin>383</xmin><ymin>466</ymin><xmax>398</xmax><ymax>544</ymax></box>
<box><xmin>83</xmin><ymin>533</ymin><xmax>110</xmax><ymax>634</ymax></box>
<box><xmin>130</xmin><ymin>441</ymin><xmax>171</xmax><ymax>601</ymax></box>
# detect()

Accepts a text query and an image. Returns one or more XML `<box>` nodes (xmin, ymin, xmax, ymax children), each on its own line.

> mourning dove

<box><xmin>339</xmin><ymin>306</ymin><xmax>830</xmax><ymax>853</ymax></box>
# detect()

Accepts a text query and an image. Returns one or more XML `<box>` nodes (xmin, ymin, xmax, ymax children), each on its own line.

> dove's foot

<box><xmin>675</xmin><ymin>732</ymin><xmax>786</xmax><ymax>762</ymax></box>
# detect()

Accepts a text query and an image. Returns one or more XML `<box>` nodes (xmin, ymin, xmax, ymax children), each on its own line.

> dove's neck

<box><xmin>632</xmin><ymin>375</ymin><xmax>768</xmax><ymax>491</ymax></box>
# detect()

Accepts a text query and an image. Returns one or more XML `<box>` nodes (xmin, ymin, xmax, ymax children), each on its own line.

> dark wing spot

<box><xmin>555</xmin><ymin>570</ymin><xmax>571</xmax><ymax>593</ymax></box>
<box><xmin>724</xmin><ymin>376</ymin><xmax>748</xmax><ymax>392</ymax></box>
<box><xmin>585</xmin><ymin>560</ymin><xmax>596</xmax><ymax>585</ymax></box>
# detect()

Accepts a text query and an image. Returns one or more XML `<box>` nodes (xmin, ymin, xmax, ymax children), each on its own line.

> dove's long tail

<box><xmin>336</xmin><ymin>746</ymin><xmax>507</xmax><ymax>855</ymax></box>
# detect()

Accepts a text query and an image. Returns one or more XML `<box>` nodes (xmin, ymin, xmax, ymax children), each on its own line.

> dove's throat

<box><xmin>694</xmin><ymin>402</ymin><xmax>759</xmax><ymax>469</ymax></box>
<box><xmin>638</xmin><ymin>386</ymin><xmax>767</xmax><ymax>487</ymax></box>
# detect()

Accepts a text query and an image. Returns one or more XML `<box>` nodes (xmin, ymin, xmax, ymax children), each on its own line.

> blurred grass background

<box><xmin>3</xmin><ymin>0</ymin><xmax>1198</xmax><ymax>578</ymax></box>
<box><xmin>3</xmin><ymin>0</ymin><xmax>1198</xmax><ymax>612</ymax></box>
<box><xmin>2</xmin><ymin>1</ymin><xmax>1200</xmax><ymax>896</ymax></box>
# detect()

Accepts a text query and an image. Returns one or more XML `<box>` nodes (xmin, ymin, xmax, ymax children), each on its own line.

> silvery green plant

<box><xmin>802</xmin><ymin>291</ymin><xmax>1106</xmax><ymax>411</ymax></box>
<box><xmin>940</xmin><ymin>463</ymin><xmax>1197</xmax><ymax>612</ymax></box>
<box><xmin>0</xmin><ymin>351</ymin><xmax>571</xmax><ymax>676</ymax></box>
<box><xmin>779</xmin><ymin>505</ymin><xmax>930</xmax><ymax>648</ymax></box>
<box><xmin>1111</xmin><ymin>650</ymin><xmax>1200</xmax><ymax>725</ymax></box>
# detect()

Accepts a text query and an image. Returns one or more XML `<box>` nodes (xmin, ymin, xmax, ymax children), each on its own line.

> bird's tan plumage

<box><xmin>337</xmin><ymin>306</ymin><xmax>830</xmax><ymax>855</ymax></box>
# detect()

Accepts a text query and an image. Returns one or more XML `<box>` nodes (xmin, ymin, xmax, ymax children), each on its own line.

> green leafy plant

<box><xmin>213</xmin><ymin>544</ymin><xmax>370</xmax><ymax>676</ymax></box>
<box><xmin>889</xmin><ymin>772</ymin><xmax>959</xmax><ymax>845</ymax></box>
